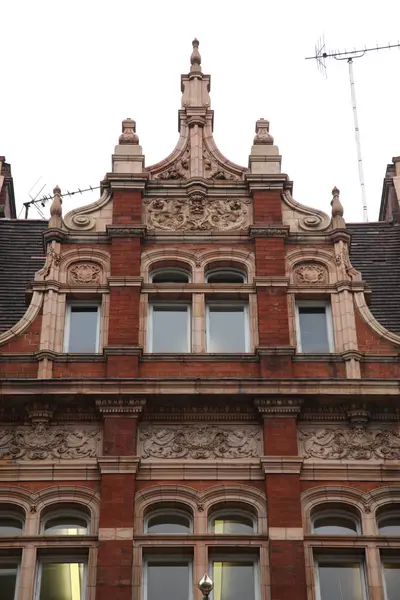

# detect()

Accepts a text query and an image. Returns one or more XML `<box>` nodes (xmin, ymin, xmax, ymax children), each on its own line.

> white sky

<box><xmin>2</xmin><ymin>0</ymin><xmax>400</xmax><ymax>223</ymax></box>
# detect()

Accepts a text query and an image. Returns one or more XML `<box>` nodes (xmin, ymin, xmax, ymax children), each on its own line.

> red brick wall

<box><xmin>355</xmin><ymin>310</ymin><xmax>398</xmax><ymax>352</ymax></box>
<box><xmin>1</xmin><ymin>316</ymin><xmax>42</xmax><ymax>352</ymax></box>
<box><xmin>252</xmin><ymin>190</ymin><xmax>282</xmax><ymax>224</ymax></box>
<box><xmin>112</xmin><ymin>190</ymin><xmax>143</xmax><ymax>224</ymax></box>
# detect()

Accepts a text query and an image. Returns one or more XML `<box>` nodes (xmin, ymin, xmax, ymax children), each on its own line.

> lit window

<box><xmin>36</xmin><ymin>558</ymin><xmax>86</xmax><ymax>600</ymax></box>
<box><xmin>378</xmin><ymin>507</ymin><xmax>400</xmax><ymax>535</ymax></box>
<box><xmin>382</xmin><ymin>558</ymin><xmax>400</xmax><ymax>600</ymax></box>
<box><xmin>0</xmin><ymin>563</ymin><xmax>19</xmax><ymax>600</ymax></box>
<box><xmin>312</xmin><ymin>508</ymin><xmax>360</xmax><ymax>535</ymax></box>
<box><xmin>151</xmin><ymin>269</ymin><xmax>191</xmax><ymax>283</ymax></box>
<box><xmin>144</xmin><ymin>556</ymin><xmax>192</xmax><ymax>600</ymax></box>
<box><xmin>206</xmin><ymin>303</ymin><xmax>249</xmax><ymax>353</ymax></box>
<box><xmin>146</xmin><ymin>510</ymin><xmax>192</xmax><ymax>534</ymax></box>
<box><xmin>211</xmin><ymin>555</ymin><xmax>258</xmax><ymax>600</ymax></box>
<box><xmin>41</xmin><ymin>508</ymin><xmax>89</xmax><ymax>536</ymax></box>
<box><xmin>206</xmin><ymin>269</ymin><xmax>247</xmax><ymax>284</ymax></box>
<box><xmin>296</xmin><ymin>301</ymin><xmax>333</xmax><ymax>353</ymax></box>
<box><xmin>64</xmin><ymin>304</ymin><xmax>100</xmax><ymax>353</ymax></box>
<box><xmin>149</xmin><ymin>304</ymin><xmax>191</xmax><ymax>353</ymax></box>
<box><xmin>210</xmin><ymin>510</ymin><xmax>256</xmax><ymax>534</ymax></box>
<box><xmin>315</xmin><ymin>558</ymin><xmax>367</xmax><ymax>600</ymax></box>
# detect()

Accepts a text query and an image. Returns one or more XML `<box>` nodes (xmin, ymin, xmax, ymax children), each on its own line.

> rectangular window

<box><xmin>206</xmin><ymin>303</ymin><xmax>249</xmax><ymax>353</ymax></box>
<box><xmin>36</xmin><ymin>559</ymin><xmax>86</xmax><ymax>600</ymax></box>
<box><xmin>316</xmin><ymin>559</ymin><xmax>366</xmax><ymax>600</ymax></box>
<box><xmin>0</xmin><ymin>564</ymin><xmax>19</xmax><ymax>600</ymax></box>
<box><xmin>144</xmin><ymin>557</ymin><xmax>192</xmax><ymax>600</ymax></box>
<box><xmin>382</xmin><ymin>560</ymin><xmax>400</xmax><ymax>600</ymax></box>
<box><xmin>149</xmin><ymin>304</ymin><xmax>191</xmax><ymax>353</ymax></box>
<box><xmin>296</xmin><ymin>301</ymin><xmax>333</xmax><ymax>353</ymax></box>
<box><xmin>211</xmin><ymin>556</ymin><xmax>258</xmax><ymax>600</ymax></box>
<box><xmin>65</xmin><ymin>304</ymin><xmax>100</xmax><ymax>353</ymax></box>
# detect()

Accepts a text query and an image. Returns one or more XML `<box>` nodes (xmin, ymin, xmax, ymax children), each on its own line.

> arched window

<box><xmin>150</xmin><ymin>268</ymin><xmax>191</xmax><ymax>283</ymax></box>
<box><xmin>145</xmin><ymin>507</ymin><xmax>193</xmax><ymax>534</ymax></box>
<box><xmin>0</xmin><ymin>504</ymin><xmax>25</xmax><ymax>535</ymax></box>
<box><xmin>311</xmin><ymin>504</ymin><xmax>361</xmax><ymax>535</ymax></box>
<box><xmin>209</xmin><ymin>504</ymin><xmax>257</xmax><ymax>534</ymax></box>
<box><xmin>41</xmin><ymin>504</ymin><xmax>90</xmax><ymax>535</ymax></box>
<box><xmin>205</xmin><ymin>268</ymin><xmax>247</xmax><ymax>284</ymax></box>
<box><xmin>377</xmin><ymin>505</ymin><xmax>400</xmax><ymax>535</ymax></box>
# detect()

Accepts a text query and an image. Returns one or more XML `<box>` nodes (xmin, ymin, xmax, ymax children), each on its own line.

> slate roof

<box><xmin>0</xmin><ymin>219</ymin><xmax>47</xmax><ymax>333</ymax></box>
<box><xmin>348</xmin><ymin>221</ymin><xmax>400</xmax><ymax>335</ymax></box>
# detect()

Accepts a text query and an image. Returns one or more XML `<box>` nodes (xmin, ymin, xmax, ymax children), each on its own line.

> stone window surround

<box><xmin>0</xmin><ymin>486</ymin><xmax>99</xmax><ymax>600</ymax></box>
<box><xmin>139</xmin><ymin>248</ymin><xmax>258</xmax><ymax>353</ymax></box>
<box><xmin>302</xmin><ymin>486</ymin><xmax>400</xmax><ymax>600</ymax></box>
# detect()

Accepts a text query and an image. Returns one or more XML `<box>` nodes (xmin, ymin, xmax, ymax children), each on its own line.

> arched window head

<box><xmin>144</xmin><ymin>504</ymin><xmax>193</xmax><ymax>534</ymax></box>
<box><xmin>0</xmin><ymin>504</ymin><xmax>25</xmax><ymax>535</ymax></box>
<box><xmin>41</xmin><ymin>503</ymin><xmax>90</xmax><ymax>536</ymax></box>
<box><xmin>150</xmin><ymin>268</ymin><xmax>191</xmax><ymax>284</ymax></box>
<box><xmin>377</xmin><ymin>504</ymin><xmax>400</xmax><ymax>535</ymax></box>
<box><xmin>209</xmin><ymin>503</ymin><xmax>257</xmax><ymax>534</ymax></box>
<box><xmin>311</xmin><ymin>504</ymin><xmax>361</xmax><ymax>535</ymax></box>
<box><xmin>205</xmin><ymin>268</ymin><xmax>247</xmax><ymax>284</ymax></box>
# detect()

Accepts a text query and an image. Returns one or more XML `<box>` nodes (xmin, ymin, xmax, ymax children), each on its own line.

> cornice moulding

<box><xmin>103</xmin><ymin>346</ymin><xmax>142</xmax><ymax>357</ymax></box>
<box><xmin>300</xmin><ymin>461</ymin><xmax>400</xmax><ymax>482</ymax></box>
<box><xmin>96</xmin><ymin>398</ymin><xmax>146</xmax><ymax>414</ymax></box>
<box><xmin>140</xmin><ymin>353</ymin><xmax>258</xmax><ymax>362</ymax></box>
<box><xmin>256</xmin><ymin>346</ymin><xmax>296</xmax><ymax>357</ymax></box>
<box><xmin>106</xmin><ymin>225</ymin><xmax>146</xmax><ymax>238</ymax></box>
<box><xmin>260</xmin><ymin>457</ymin><xmax>303</xmax><ymax>474</ymax></box>
<box><xmin>0</xmin><ymin>460</ymin><xmax>99</xmax><ymax>482</ymax></box>
<box><xmin>254</xmin><ymin>276</ymin><xmax>290</xmax><ymax>287</ymax></box>
<box><xmin>136</xmin><ymin>459</ymin><xmax>263</xmax><ymax>481</ymax></box>
<box><xmin>97</xmin><ymin>456</ymin><xmax>140</xmax><ymax>474</ymax></box>
<box><xmin>255</xmin><ymin>398</ymin><xmax>303</xmax><ymax>416</ymax></box>
<box><xmin>108</xmin><ymin>276</ymin><xmax>143</xmax><ymax>287</ymax></box>
<box><xmin>250</xmin><ymin>225</ymin><xmax>290</xmax><ymax>238</ymax></box>
<box><xmin>43</xmin><ymin>228</ymin><xmax>68</xmax><ymax>245</ymax></box>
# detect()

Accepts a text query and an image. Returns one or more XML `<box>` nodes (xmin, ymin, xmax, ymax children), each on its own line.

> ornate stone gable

<box><xmin>0</xmin><ymin>423</ymin><xmax>101</xmax><ymax>460</ymax></box>
<box><xmin>138</xmin><ymin>424</ymin><xmax>262</xmax><ymax>460</ymax></box>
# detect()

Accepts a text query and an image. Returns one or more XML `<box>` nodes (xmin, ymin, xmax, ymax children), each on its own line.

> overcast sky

<box><xmin>2</xmin><ymin>0</ymin><xmax>400</xmax><ymax>223</ymax></box>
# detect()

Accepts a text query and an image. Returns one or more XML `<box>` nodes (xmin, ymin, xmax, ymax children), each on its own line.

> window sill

<box><xmin>293</xmin><ymin>353</ymin><xmax>344</xmax><ymax>362</ymax></box>
<box><xmin>141</xmin><ymin>353</ymin><xmax>259</xmax><ymax>362</ymax></box>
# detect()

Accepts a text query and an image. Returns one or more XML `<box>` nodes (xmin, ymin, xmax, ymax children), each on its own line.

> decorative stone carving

<box><xmin>139</xmin><ymin>425</ymin><xmax>261</xmax><ymax>460</ymax></box>
<box><xmin>68</xmin><ymin>262</ymin><xmax>102</xmax><ymax>285</ymax></box>
<box><xmin>144</xmin><ymin>195</ymin><xmax>251</xmax><ymax>232</ymax></box>
<box><xmin>0</xmin><ymin>424</ymin><xmax>101</xmax><ymax>460</ymax></box>
<box><xmin>335</xmin><ymin>248</ymin><xmax>358</xmax><ymax>278</ymax></box>
<box><xmin>153</xmin><ymin>146</ymin><xmax>190</xmax><ymax>180</ymax></box>
<box><xmin>253</xmin><ymin>119</ymin><xmax>274</xmax><ymax>145</ymax></box>
<box><xmin>119</xmin><ymin>118</ymin><xmax>139</xmax><ymax>144</ymax></box>
<box><xmin>294</xmin><ymin>264</ymin><xmax>328</xmax><ymax>285</ymax></box>
<box><xmin>43</xmin><ymin>246</ymin><xmax>61</xmax><ymax>279</ymax></box>
<box><xmin>299</xmin><ymin>425</ymin><xmax>400</xmax><ymax>460</ymax></box>
<box><xmin>203</xmin><ymin>147</ymin><xmax>240</xmax><ymax>180</ymax></box>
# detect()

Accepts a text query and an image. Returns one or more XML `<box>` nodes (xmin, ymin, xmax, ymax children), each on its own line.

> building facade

<box><xmin>1</xmin><ymin>39</ymin><xmax>400</xmax><ymax>600</ymax></box>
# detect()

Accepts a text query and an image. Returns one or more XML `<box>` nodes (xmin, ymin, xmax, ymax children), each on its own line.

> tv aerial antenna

<box><xmin>306</xmin><ymin>38</ymin><xmax>400</xmax><ymax>223</ymax></box>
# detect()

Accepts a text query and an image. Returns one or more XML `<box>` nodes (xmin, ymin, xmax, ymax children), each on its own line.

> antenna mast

<box><xmin>306</xmin><ymin>39</ymin><xmax>400</xmax><ymax>223</ymax></box>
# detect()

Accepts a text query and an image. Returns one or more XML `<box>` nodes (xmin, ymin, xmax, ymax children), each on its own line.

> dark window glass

<box><xmin>152</xmin><ymin>270</ymin><xmax>190</xmax><ymax>283</ymax></box>
<box><xmin>147</xmin><ymin>563</ymin><xmax>189</xmax><ymax>600</ymax></box>
<box><xmin>206</xmin><ymin>271</ymin><xmax>246</xmax><ymax>284</ymax></box>
<box><xmin>147</xmin><ymin>514</ymin><xmax>191</xmax><ymax>534</ymax></box>
<box><xmin>379</xmin><ymin>515</ymin><xmax>400</xmax><ymax>535</ymax></box>
<box><xmin>318</xmin><ymin>563</ymin><xmax>364</xmax><ymax>600</ymax></box>
<box><xmin>68</xmin><ymin>306</ymin><xmax>98</xmax><ymax>353</ymax></box>
<box><xmin>298</xmin><ymin>306</ymin><xmax>330</xmax><ymax>352</ymax></box>
<box><xmin>0</xmin><ymin>517</ymin><xmax>23</xmax><ymax>536</ymax></box>
<box><xmin>314</xmin><ymin>516</ymin><xmax>358</xmax><ymax>535</ymax></box>
<box><xmin>0</xmin><ymin>566</ymin><xmax>18</xmax><ymax>600</ymax></box>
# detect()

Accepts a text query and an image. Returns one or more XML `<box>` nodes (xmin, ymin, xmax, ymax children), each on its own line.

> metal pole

<box><xmin>348</xmin><ymin>58</ymin><xmax>368</xmax><ymax>222</ymax></box>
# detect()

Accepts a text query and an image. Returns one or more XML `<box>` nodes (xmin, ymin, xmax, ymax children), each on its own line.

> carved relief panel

<box><xmin>138</xmin><ymin>424</ymin><xmax>262</xmax><ymax>460</ymax></box>
<box><xmin>293</xmin><ymin>263</ymin><xmax>328</xmax><ymax>285</ymax></box>
<box><xmin>67</xmin><ymin>262</ymin><xmax>102</xmax><ymax>285</ymax></box>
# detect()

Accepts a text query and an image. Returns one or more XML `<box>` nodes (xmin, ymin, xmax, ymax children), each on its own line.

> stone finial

<box><xmin>190</xmin><ymin>38</ymin><xmax>202</xmax><ymax>73</ymax></box>
<box><xmin>331</xmin><ymin>186</ymin><xmax>345</xmax><ymax>229</ymax></box>
<box><xmin>253</xmin><ymin>118</ymin><xmax>274</xmax><ymax>145</ymax></box>
<box><xmin>119</xmin><ymin>118</ymin><xmax>139</xmax><ymax>144</ymax></box>
<box><xmin>48</xmin><ymin>185</ymin><xmax>62</xmax><ymax>228</ymax></box>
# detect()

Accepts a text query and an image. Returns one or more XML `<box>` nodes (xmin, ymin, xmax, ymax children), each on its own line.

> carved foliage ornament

<box><xmin>153</xmin><ymin>146</ymin><xmax>190</xmax><ymax>180</ymax></box>
<box><xmin>0</xmin><ymin>424</ymin><xmax>101</xmax><ymax>460</ymax></box>
<box><xmin>299</xmin><ymin>425</ymin><xmax>400</xmax><ymax>460</ymax></box>
<box><xmin>294</xmin><ymin>264</ymin><xmax>328</xmax><ymax>285</ymax></box>
<box><xmin>68</xmin><ymin>262</ymin><xmax>102</xmax><ymax>285</ymax></box>
<box><xmin>144</xmin><ymin>193</ymin><xmax>251</xmax><ymax>232</ymax></box>
<box><xmin>139</xmin><ymin>425</ymin><xmax>261</xmax><ymax>460</ymax></box>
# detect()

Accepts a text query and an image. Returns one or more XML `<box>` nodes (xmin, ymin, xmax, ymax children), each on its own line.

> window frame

<box><xmin>205</xmin><ymin>268</ymin><xmax>247</xmax><ymax>284</ymax></box>
<box><xmin>208</xmin><ymin>508</ymin><xmax>257</xmax><ymax>534</ymax></box>
<box><xmin>148</xmin><ymin>302</ymin><xmax>192</xmax><ymax>353</ymax></box>
<box><xmin>205</xmin><ymin>301</ymin><xmax>250</xmax><ymax>353</ymax></box>
<box><xmin>314</xmin><ymin>555</ymin><xmax>368</xmax><ymax>600</ymax></box>
<box><xmin>64</xmin><ymin>301</ymin><xmax>101</xmax><ymax>354</ymax></box>
<box><xmin>0</xmin><ymin>559</ymin><xmax>21</xmax><ymax>600</ymax></box>
<box><xmin>144</xmin><ymin>508</ymin><xmax>193</xmax><ymax>534</ymax></box>
<box><xmin>311</xmin><ymin>508</ymin><xmax>361</xmax><ymax>535</ymax></box>
<box><xmin>143</xmin><ymin>554</ymin><xmax>193</xmax><ymax>600</ymax></box>
<box><xmin>295</xmin><ymin>299</ymin><xmax>334</xmax><ymax>353</ymax></box>
<box><xmin>150</xmin><ymin>268</ymin><xmax>191</xmax><ymax>284</ymax></box>
<box><xmin>40</xmin><ymin>508</ymin><xmax>90</xmax><ymax>536</ymax></box>
<box><xmin>34</xmin><ymin>555</ymin><xmax>87</xmax><ymax>600</ymax></box>
<box><xmin>381</xmin><ymin>556</ymin><xmax>400</xmax><ymax>600</ymax></box>
<box><xmin>208</xmin><ymin>552</ymin><xmax>260</xmax><ymax>600</ymax></box>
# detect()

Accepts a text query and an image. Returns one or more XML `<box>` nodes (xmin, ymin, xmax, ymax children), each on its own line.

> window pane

<box><xmin>213</xmin><ymin>517</ymin><xmax>254</xmax><ymax>534</ymax></box>
<box><xmin>44</xmin><ymin>517</ymin><xmax>87</xmax><ymax>536</ymax></box>
<box><xmin>152</xmin><ymin>306</ymin><xmax>189</xmax><ymax>352</ymax></box>
<box><xmin>39</xmin><ymin>562</ymin><xmax>84</xmax><ymax>600</ymax></box>
<box><xmin>68</xmin><ymin>307</ymin><xmax>98</xmax><ymax>353</ymax></box>
<box><xmin>299</xmin><ymin>306</ymin><xmax>330</xmax><ymax>352</ymax></box>
<box><xmin>383</xmin><ymin>563</ymin><xmax>400</xmax><ymax>600</ymax></box>
<box><xmin>147</xmin><ymin>563</ymin><xmax>189</xmax><ymax>600</ymax></box>
<box><xmin>213</xmin><ymin>561</ymin><xmax>254</xmax><ymax>600</ymax></box>
<box><xmin>379</xmin><ymin>517</ymin><xmax>400</xmax><ymax>535</ymax></box>
<box><xmin>0</xmin><ymin>566</ymin><xmax>18</xmax><ymax>600</ymax></box>
<box><xmin>208</xmin><ymin>306</ymin><xmax>246</xmax><ymax>352</ymax></box>
<box><xmin>314</xmin><ymin>516</ymin><xmax>358</xmax><ymax>535</ymax></box>
<box><xmin>147</xmin><ymin>514</ymin><xmax>191</xmax><ymax>534</ymax></box>
<box><xmin>318</xmin><ymin>563</ymin><xmax>364</xmax><ymax>600</ymax></box>
<box><xmin>207</xmin><ymin>271</ymin><xmax>245</xmax><ymax>283</ymax></box>
<box><xmin>0</xmin><ymin>518</ymin><xmax>23</xmax><ymax>535</ymax></box>
<box><xmin>152</xmin><ymin>271</ymin><xmax>189</xmax><ymax>283</ymax></box>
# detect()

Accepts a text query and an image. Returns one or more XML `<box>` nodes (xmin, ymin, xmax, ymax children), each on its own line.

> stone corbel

<box><xmin>96</xmin><ymin>398</ymin><xmax>146</xmax><ymax>416</ymax></box>
<box><xmin>345</xmin><ymin>402</ymin><xmax>371</xmax><ymax>425</ymax></box>
<box><xmin>97</xmin><ymin>456</ymin><xmax>141</xmax><ymax>474</ymax></box>
<box><xmin>254</xmin><ymin>397</ymin><xmax>303</xmax><ymax>417</ymax></box>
